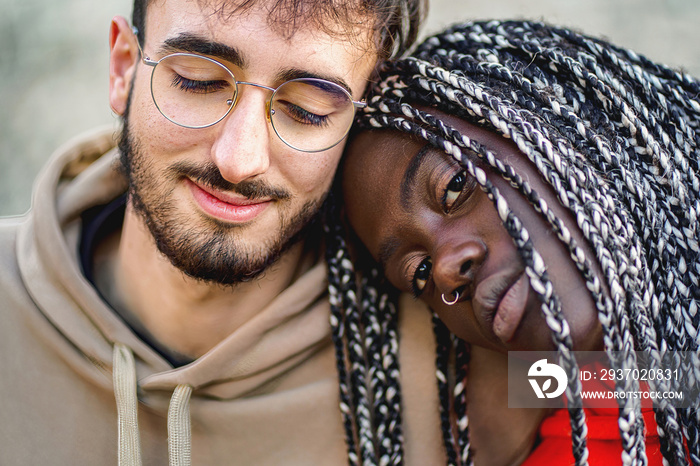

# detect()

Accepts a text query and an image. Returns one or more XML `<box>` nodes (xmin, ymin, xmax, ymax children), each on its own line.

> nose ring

<box><xmin>441</xmin><ymin>291</ymin><xmax>460</xmax><ymax>306</ymax></box>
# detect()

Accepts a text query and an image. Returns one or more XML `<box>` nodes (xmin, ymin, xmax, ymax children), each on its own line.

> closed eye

<box><xmin>276</xmin><ymin>101</ymin><xmax>330</xmax><ymax>127</ymax></box>
<box><xmin>172</xmin><ymin>75</ymin><xmax>229</xmax><ymax>94</ymax></box>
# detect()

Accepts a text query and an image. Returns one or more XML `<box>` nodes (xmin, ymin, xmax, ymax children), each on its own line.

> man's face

<box><xmin>113</xmin><ymin>0</ymin><xmax>377</xmax><ymax>284</ymax></box>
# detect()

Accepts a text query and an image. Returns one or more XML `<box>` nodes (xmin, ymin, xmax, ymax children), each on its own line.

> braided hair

<box><xmin>325</xmin><ymin>20</ymin><xmax>699</xmax><ymax>466</ymax></box>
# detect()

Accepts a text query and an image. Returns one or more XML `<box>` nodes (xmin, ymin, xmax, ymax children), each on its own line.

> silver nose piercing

<box><xmin>441</xmin><ymin>291</ymin><xmax>460</xmax><ymax>306</ymax></box>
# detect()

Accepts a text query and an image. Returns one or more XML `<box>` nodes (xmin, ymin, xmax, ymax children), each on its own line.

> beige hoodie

<box><xmin>0</xmin><ymin>128</ymin><xmax>445</xmax><ymax>465</ymax></box>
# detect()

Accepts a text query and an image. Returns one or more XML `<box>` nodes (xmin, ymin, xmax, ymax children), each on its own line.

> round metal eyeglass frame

<box><xmin>131</xmin><ymin>28</ymin><xmax>366</xmax><ymax>153</ymax></box>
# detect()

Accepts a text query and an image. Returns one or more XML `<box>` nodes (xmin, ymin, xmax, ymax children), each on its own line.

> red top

<box><xmin>521</xmin><ymin>406</ymin><xmax>663</xmax><ymax>465</ymax></box>
<box><xmin>522</xmin><ymin>369</ymin><xmax>663</xmax><ymax>465</ymax></box>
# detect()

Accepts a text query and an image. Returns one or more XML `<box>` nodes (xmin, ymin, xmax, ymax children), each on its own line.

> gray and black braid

<box><xmin>325</xmin><ymin>193</ymin><xmax>405</xmax><ymax>466</ymax></box>
<box><xmin>326</xmin><ymin>20</ymin><xmax>699</xmax><ymax>466</ymax></box>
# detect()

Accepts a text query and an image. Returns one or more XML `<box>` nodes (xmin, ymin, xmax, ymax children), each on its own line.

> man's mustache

<box><xmin>169</xmin><ymin>161</ymin><xmax>291</xmax><ymax>201</ymax></box>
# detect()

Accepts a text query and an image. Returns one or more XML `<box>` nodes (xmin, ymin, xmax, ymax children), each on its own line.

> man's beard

<box><xmin>117</xmin><ymin>112</ymin><xmax>325</xmax><ymax>285</ymax></box>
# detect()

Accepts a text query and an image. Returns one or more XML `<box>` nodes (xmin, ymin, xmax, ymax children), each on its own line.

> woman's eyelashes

<box><xmin>441</xmin><ymin>169</ymin><xmax>475</xmax><ymax>213</ymax></box>
<box><xmin>410</xmin><ymin>257</ymin><xmax>432</xmax><ymax>297</ymax></box>
<box><xmin>443</xmin><ymin>171</ymin><xmax>466</xmax><ymax>210</ymax></box>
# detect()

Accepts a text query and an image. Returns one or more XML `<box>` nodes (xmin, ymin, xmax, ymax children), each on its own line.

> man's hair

<box><xmin>326</xmin><ymin>20</ymin><xmax>700</xmax><ymax>464</ymax></box>
<box><xmin>132</xmin><ymin>0</ymin><xmax>427</xmax><ymax>60</ymax></box>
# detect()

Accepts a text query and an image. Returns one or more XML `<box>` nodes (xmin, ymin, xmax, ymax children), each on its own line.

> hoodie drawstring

<box><xmin>168</xmin><ymin>384</ymin><xmax>193</xmax><ymax>466</ymax></box>
<box><xmin>113</xmin><ymin>345</ymin><xmax>193</xmax><ymax>466</ymax></box>
<box><xmin>113</xmin><ymin>343</ymin><xmax>143</xmax><ymax>466</ymax></box>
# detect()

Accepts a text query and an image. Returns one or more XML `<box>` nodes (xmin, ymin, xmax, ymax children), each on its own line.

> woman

<box><xmin>326</xmin><ymin>20</ymin><xmax>699</xmax><ymax>465</ymax></box>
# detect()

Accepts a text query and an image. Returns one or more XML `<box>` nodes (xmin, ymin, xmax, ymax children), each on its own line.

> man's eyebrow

<box><xmin>156</xmin><ymin>35</ymin><xmax>353</xmax><ymax>95</ymax></box>
<box><xmin>276</xmin><ymin>69</ymin><xmax>353</xmax><ymax>96</ymax></box>
<box><xmin>159</xmin><ymin>33</ymin><xmax>246</xmax><ymax>69</ymax></box>
<box><xmin>399</xmin><ymin>144</ymin><xmax>432</xmax><ymax>210</ymax></box>
<box><xmin>377</xmin><ymin>235</ymin><xmax>402</xmax><ymax>271</ymax></box>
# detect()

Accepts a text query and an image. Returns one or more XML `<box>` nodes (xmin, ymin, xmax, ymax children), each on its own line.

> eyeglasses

<box><xmin>133</xmin><ymin>30</ymin><xmax>366</xmax><ymax>153</ymax></box>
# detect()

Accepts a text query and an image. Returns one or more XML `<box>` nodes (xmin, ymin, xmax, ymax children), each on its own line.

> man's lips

<box><xmin>186</xmin><ymin>179</ymin><xmax>272</xmax><ymax>223</ymax></box>
<box><xmin>473</xmin><ymin>271</ymin><xmax>530</xmax><ymax>344</ymax></box>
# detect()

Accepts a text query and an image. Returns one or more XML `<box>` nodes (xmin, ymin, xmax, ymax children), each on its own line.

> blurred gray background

<box><xmin>2</xmin><ymin>0</ymin><xmax>699</xmax><ymax>216</ymax></box>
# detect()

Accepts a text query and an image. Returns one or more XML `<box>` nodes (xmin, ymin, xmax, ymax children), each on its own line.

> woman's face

<box><xmin>343</xmin><ymin>107</ymin><xmax>604</xmax><ymax>352</ymax></box>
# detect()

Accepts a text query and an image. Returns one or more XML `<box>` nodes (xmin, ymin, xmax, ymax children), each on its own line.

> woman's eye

<box><xmin>411</xmin><ymin>257</ymin><xmax>432</xmax><ymax>297</ymax></box>
<box><xmin>443</xmin><ymin>170</ymin><xmax>467</xmax><ymax>211</ymax></box>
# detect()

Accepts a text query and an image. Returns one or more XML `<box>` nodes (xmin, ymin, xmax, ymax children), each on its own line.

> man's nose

<box><xmin>432</xmin><ymin>237</ymin><xmax>487</xmax><ymax>299</ymax></box>
<box><xmin>210</xmin><ymin>89</ymin><xmax>272</xmax><ymax>184</ymax></box>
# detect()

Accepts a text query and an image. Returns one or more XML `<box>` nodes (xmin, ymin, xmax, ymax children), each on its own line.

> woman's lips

<box><xmin>473</xmin><ymin>272</ymin><xmax>530</xmax><ymax>344</ymax></box>
<box><xmin>186</xmin><ymin>179</ymin><xmax>271</xmax><ymax>223</ymax></box>
<box><xmin>492</xmin><ymin>273</ymin><xmax>530</xmax><ymax>342</ymax></box>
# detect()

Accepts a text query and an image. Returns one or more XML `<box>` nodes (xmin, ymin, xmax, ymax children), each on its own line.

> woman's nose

<box><xmin>432</xmin><ymin>238</ymin><xmax>487</xmax><ymax>300</ymax></box>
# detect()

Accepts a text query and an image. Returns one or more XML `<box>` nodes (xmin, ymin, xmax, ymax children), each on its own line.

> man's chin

<box><xmin>149</xmin><ymin>228</ymin><xmax>292</xmax><ymax>286</ymax></box>
<box><xmin>146</xmin><ymin>200</ymin><xmax>324</xmax><ymax>286</ymax></box>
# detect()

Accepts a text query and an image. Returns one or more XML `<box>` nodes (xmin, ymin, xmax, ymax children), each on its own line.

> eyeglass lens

<box><xmin>149</xmin><ymin>53</ymin><xmax>356</xmax><ymax>152</ymax></box>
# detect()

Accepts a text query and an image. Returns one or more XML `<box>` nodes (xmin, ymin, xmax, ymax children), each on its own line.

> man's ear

<box><xmin>109</xmin><ymin>16</ymin><xmax>139</xmax><ymax>116</ymax></box>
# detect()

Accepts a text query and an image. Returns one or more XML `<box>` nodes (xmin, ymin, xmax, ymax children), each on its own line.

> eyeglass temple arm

<box><xmin>131</xmin><ymin>26</ymin><xmax>157</xmax><ymax>67</ymax></box>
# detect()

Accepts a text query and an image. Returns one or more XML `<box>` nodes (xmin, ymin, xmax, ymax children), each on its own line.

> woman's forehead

<box><xmin>343</xmin><ymin>130</ymin><xmax>421</xmax><ymax>244</ymax></box>
<box><xmin>345</xmin><ymin>129</ymin><xmax>422</xmax><ymax>178</ymax></box>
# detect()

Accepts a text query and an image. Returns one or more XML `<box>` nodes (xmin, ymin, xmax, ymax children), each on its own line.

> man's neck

<box><xmin>93</xmin><ymin>205</ymin><xmax>309</xmax><ymax>363</ymax></box>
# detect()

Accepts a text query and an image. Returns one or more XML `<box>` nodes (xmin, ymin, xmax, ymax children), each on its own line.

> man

<box><xmin>0</xmin><ymin>0</ymin><xmax>446</xmax><ymax>464</ymax></box>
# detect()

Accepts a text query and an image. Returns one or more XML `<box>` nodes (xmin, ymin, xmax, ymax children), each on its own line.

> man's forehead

<box><xmin>147</xmin><ymin>0</ymin><xmax>376</xmax><ymax>41</ymax></box>
<box><xmin>138</xmin><ymin>0</ymin><xmax>426</xmax><ymax>63</ymax></box>
<box><xmin>146</xmin><ymin>0</ymin><xmax>378</xmax><ymax>64</ymax></box>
